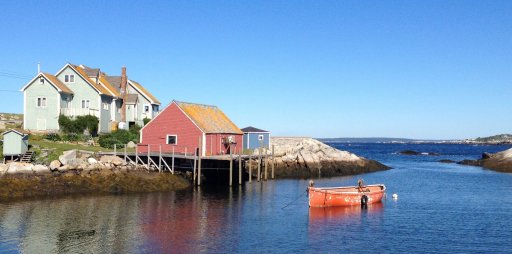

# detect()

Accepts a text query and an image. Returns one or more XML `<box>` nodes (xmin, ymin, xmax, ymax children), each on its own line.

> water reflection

<box><xmin>308</xmin><ymin>202</ymin><xmax>384</xmax><ymax>223</ymax></box>
<box><xmin>0</xmin><ymin>195</ymin><xmax>143</xmax><ymax>253</ymax></box>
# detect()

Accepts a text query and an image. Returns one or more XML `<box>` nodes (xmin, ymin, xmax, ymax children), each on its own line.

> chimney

<box><xmin>121</xmin><ymin>66</ymin><xmax>127</xmax><ymax>122</ymax></box>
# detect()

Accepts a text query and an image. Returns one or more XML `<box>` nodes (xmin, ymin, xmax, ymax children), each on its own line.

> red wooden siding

<box><xmin>205</xmin><ymin>133</ymin><xmax>243</xmax><ymax>156</ymax></box>
<box><xmin>140</xmin><ymin>103</ymin><xmax>203</xmax><ymax>154</ymax></box>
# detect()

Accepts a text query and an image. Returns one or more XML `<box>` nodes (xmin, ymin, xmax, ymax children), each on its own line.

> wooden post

<box><xmin>272</xmin><ymin>144</ymin><xmax>275</xmax><ymax>179</ymax></box>
<box><xmin>114</xmin><ymin>144</ymin><xmax>117</xmax><ymax>156</ymax></box>
<box><xmin>238</xmin><ymin>152</ymin><xmax>242</xmax><ymax>185</ymax></box>
<box><xmin>257</xmin><ymin>146</ymin><xmax>262</xmax><ymax>182</ymax></box>
<box><xmin>135</xmin><ymin>145</ymin><xmax>138</xmax><ymax>167</ymax></box>
<box><xmin>147</xmin><ymin>144</ymin><xmax>151</xmax><ymax>170</ymax></box>
<box><xmin>198</xmin><ymin>136</ymin><xmax>202</xmax><ymax>186</ymax></box>
<box><xmin>171</xmin><ymin>146</ymin><xmax>175</xmax><ymax>174</ymax></box>
<box><xmin>124</xmin><ymin>144</ymin><xmax>127</xmax><ymax>163</ymax></box>
<box><xmin>229</xmin><ymin>145</ymin><xmax>233</xmax><ymax>186</ymax></box>
<box><xmin>193</xmin><ymin>151</ymin><xmax>197</xmax><ymax>185</ymax></box>
<box><xmin>264</xmin><ymin>148</ymin><xmax>268</xmax><ymax>180</ymax></box>
<box><xmin>248</xmin><ymin>154</ymin><xmax>252</xmax><ymax>183</ymax></box>
<box><xmin>159</xmin><ymin>145</ymin><xmax>162</xmax><ymax>172</ymax></box>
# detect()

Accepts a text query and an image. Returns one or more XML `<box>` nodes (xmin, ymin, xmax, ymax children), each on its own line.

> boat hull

<box><xmin>308</xmin><ymin>184</ymin><xmax>386</xmax><ymax>208</ymax></box>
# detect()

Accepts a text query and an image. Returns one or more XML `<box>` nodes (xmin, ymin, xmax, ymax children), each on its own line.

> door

<box><xmin>36</xmin><ymin>119</ymin><xmax>46</xmax><ymax>131</ymax></box>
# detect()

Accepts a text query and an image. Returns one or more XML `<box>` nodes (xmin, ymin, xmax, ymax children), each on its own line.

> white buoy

<box><xmin>392</xmin><ymin>193</ymin><xmax>398</xmax><ymax>199</ymax></box>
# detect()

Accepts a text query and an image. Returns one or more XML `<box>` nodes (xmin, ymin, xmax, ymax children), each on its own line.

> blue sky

<box><xmin>1</xmin><ymin>1</ymin><xmax>511</xmax><ymax>139</ymax></box>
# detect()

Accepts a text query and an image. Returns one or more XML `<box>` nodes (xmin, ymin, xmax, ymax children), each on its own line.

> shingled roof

<box><xmin>175</xmin><ymin>101</ymin><xmax>243</xmax><ymax>134</ymax></box>
<box><xmin>241</xmin><ymin>126</ymin><xmax>269</xmax><ymax>133</ymax></box>
<box><xmin>42</xmin><ymin>73</ymin><xmax>73</xmax><ymax>94</ymax></box>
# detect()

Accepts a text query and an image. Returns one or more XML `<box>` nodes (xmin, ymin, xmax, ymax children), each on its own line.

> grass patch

<box><xmin>29</xmin><ymin>136</ymin><xmax>134</xmax><ymax>164</ymax></box>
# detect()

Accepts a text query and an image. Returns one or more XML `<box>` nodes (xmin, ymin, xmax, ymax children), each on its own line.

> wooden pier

<box><xmin>99</xmin><ymin>143</ymin><xmax>275</xmax><ymax>186</ymax></box>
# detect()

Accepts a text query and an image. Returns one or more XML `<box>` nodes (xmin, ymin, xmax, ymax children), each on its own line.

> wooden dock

<box><xmin>98</xmin><ymin>144</ymin><xmax>276</xmax><ymax>186</ymax></box>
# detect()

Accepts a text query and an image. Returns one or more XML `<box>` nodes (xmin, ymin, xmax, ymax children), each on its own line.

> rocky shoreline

<box><xmin>0</xmin><ymin>150</ymin><xmax>190</xmax><ymax>201</ymax></box>
<box><xmin>458</xmin><ymin>148</ymin><xmax>512</xmax><ymax>173</ymax></box>
<box><xmin>249</xmin><ymin>137</ymin><xmax>390</xmax><ymax>178</ymax></box>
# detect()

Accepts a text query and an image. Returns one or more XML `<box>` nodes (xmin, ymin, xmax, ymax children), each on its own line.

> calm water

<box><xmin>1</xmin><ymin>143</ymin><xmax>511</xmax><ymax>253</ymax></box>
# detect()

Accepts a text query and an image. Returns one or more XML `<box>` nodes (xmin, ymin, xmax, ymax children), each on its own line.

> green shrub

<box><xmin>62</xmin><ymin>133</ymin><xmax>81</xmax><ymax>142</ymax></box>
<box><xmin>98</xmin><ymin>129</ymin><xmax>139</xmax><ymax>149</ymax></box>
<box><xmin>58</xmin><ymin>115</ymin><xmax>99</xmax><ymax>136</ymax></box>
<box><xmin>44</xmin><ymin>133</ymin><xmax>61</xmax><ymax>141</ymax></box>
<box><xmin>98</xmin><ymin>137</ymin><xmax>123</xmax><ymax>149</ymax></box>
<box><xmin>143</xmin><ymin>118</ymin><xmax>151</xmax><ymax>125</ymax></box>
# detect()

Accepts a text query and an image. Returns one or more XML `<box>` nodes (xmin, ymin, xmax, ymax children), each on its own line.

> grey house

<box><xmin>241</xmin><ymin>126</ymin><xmax>270</xmax><ymax>150</ymax></box>
<box><xmin>21</xmin><ymin>63</ymin><xmax>160</xmax><ymax>133</ymax></box>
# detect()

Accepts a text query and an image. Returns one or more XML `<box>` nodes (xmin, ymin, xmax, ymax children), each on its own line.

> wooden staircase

<box><xmin>20</xmin><ymin>151</ymin><xmax>34</xmax><ymax>163</ymax></box>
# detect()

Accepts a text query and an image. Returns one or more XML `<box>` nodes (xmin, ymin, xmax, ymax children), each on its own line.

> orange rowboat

<box><xmin>308</xmin><ymin>184</ymin><xmax>386</xmax><ymax>208</ymax></box>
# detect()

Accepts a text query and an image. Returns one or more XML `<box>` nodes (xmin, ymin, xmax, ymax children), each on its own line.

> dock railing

<box><xmin>110</xmin><ymin>142</ymin><xmax>276</xmax><ymax>186</ymax></box>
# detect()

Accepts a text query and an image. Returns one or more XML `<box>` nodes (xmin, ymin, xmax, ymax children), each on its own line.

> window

<box><xmin>39</xmin><ymin>77</ymin><xmax>44</xmax><ymax>84</ymax></box>
<box><xmin>64</xmin><ymin>74</ymin><xmax>75</xmax><ymax>83</ymax></box>
<box><xmin>81</xmin><ymin>99</ymin><xmax>90</xmax><ymax>109</ymax></box>
<box><xmin>36</xmin><ymin>97</ymin><xmax>47</xmax><ymax>107</ymax></box>
<box><xmin>144</xmin><ymin>104</ymin><xmax>150</xmax><ymax>113</ymax></box>
<box><xmin>103</xmin><ymin>102</ymin><xmax>109</xmax><ymax>110</ymax></box>
<box><xmin>258</xmin><ymin>134</ymin><xmax>264</xmax><ymax>141</ymax></box>
<box><xmin>166</xmin><ymin>135</ymin><xmax>177</xmax><ymax>145</ymax></box>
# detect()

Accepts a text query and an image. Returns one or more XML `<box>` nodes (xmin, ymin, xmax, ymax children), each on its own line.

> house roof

<box><xmin>79</xmin><ymin>65</ymin><xmax>100</xmax><ymax>78</ymax></box>
<box><xmin>70</xmin><ymin>64</ymin><xmax>112</xmax><ymax>95</ymax></box>
<box><xmin>125</xmin><ymin>94</ymin><xmax>138</xmax><ymax>104</ymax></box>
<box><xmin>98</xmin><ymin>74</ymin><xmax>121</xmax><ymax>97</ymax></box>
<box><xmin>175</xmin><ymin>101</ymin><xmax>243</xmax><ymax>134</ymax></box>
<box><xmin>129</xmin><ymin>80</ymin><xmax>161</xmax><ymax>105</ymax></box>
<box><xmin>241</xmin><ymin>126</ymin><xmax>269</xmax><ymax>133</ymax></box>
<box><xmin>20</xmin><ymin>73</ymin><xmax>73</xmax><ymax>94</ymax></box>
<box><xmin>1</xmin><ymin>128</ymin><xmax>29</xmax><ymax>137</ymax></box>
<box><xmin>105</xmin><ymin>76</ymin><xmax>122</xmax><ymax>89</ymax></box>
<box><xmin>42</xmin><ymin>73</ymin><xmax>74</xmax><ymax>94</ymax></box>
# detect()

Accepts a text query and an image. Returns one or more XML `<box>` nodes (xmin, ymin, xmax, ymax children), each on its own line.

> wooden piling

<box><xmin>257</xmin><ymin>147</ymin><xmax>262</xmax><ymax>182</ymax></box>
<box><xmin>124</xmin><ymin>144</ymin><xmax>127</xmax><ymax>163</ymax></box>
<box><xmin>248</xmin><ymin>154</ymin><xmax>252</xmax><ymax>183</ymax></box>
<box><xmin>264</xmin><ymin>148</ymin><xmax>268</xmax><ymax>180</ymax></box>
<box><xmin>147</xmin><ymin>144</ymin><xmax>151</xmax><ymax>170</ymax></box>
<box><xmin>238</xmin><ymin>152</ymin><xmax>242</xmax><ymax>185</ymax></box>
<box><xmin>193</xmin><ymin>151</ymin><xmax>197</xmax><ymax>185</ymax></box>
<box><xmin>135</xmin><ymin>145</ymin><xmax>138</xmax><ymax>167</ymax></box>
<box><xmin>272</xmin><ymin>144</ymin><xmax>275</xmax><ymax>179</ymax></box>
<box><xmin>229</xmin><ymin>146</ymin><xmax>233</xmax><ymax>186</ymax></box>
<box><xmin>114</xmin><ymin>144</ymin><xmax>117</xmax><ymax>156</ymax></box>
<box><xmin>198</xmin><ymin>136</ymin><xmax>202</xmax><ymax>186</ymax></box>
<box><xmin>159</xmin><ymin>145</ymin><xmax>162</xmax><ymax>172</ymax></box>
<box><xmin>171</xmin><ymin>146</ymin><xmax>175</xmax><ymax>174</ymax></box>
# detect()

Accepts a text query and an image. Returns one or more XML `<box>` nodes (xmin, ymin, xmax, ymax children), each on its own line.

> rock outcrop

<box><xmin>459</xmin><ymin>148</ymin><xmax>512</xmax><ymax>173</ymax></box>
<box><xmin>250</xmin><ymin>137</ymin><xmax>389</xmax><ymax>178</ymax></box>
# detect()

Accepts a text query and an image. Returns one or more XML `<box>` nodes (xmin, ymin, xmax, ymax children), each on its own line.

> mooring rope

<box><xmin>281</xmin><ymin>189</ymin><xmax>308</xmax><ymax>209</ymax></box>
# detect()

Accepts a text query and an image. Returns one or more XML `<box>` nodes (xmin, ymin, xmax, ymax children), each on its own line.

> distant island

<box><xmin>319</xmin><ymin>134</ymin><xmax>512</xmax><ymax>145</ymax></box>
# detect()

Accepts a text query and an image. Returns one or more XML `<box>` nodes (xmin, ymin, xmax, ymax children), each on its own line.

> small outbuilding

<box><xmin>2</xmin><ymin>129</ymin><xmax>29</xmax><ymax>159</ymax></box>
<box><xmin>140</xmin><ymin>101</ymin><xmax>243</xmax><ymax>156</ymax></box>
<box><xmin>241</xmin><ymin>126</ymin><xmax>270</xmax><ymax>150</ymax></box>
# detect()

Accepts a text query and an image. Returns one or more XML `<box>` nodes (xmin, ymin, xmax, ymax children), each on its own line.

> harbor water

<box><xmin>1</xmin><ymin>143</ymin><xmax>511</xmax><ymax>253</ymax></box>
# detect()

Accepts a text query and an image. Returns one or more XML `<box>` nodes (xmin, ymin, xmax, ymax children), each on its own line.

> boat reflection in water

<box><xmin>308</xmin><ymin>201</ymin><xmax>384</xmax><ymax>222</ymax></box>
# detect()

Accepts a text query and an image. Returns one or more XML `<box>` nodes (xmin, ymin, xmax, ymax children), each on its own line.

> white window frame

<box><xmin>39</xmin><ymin>77</ymin><xmax>45</xmax><ymax>84</ymax></box>
<box><xmin>103</xmin><ymin>102</ymin><xmax>109</xmax><ymax>110</ymax></box>
<box><xmin>81</xmin><ymin>99</ymin><xmax>90</xmax><ymax>109</ymax></box>
<box><xmin>166</xmin><ymin>134</ymin><xmax>177</xmax><ymax>145</ymax></box>
<box><xmin>36</xmin><ymin>97</ymin><xmax>47</xmax><ymax>108</ymax></box>
<box><xmin>258</xmin><ymin>134</ymin><xmax>264</xmax><ymax>141</ymax></box>
<box><xmin>64</xmin><ymin>74</ymin><xmax>75</xmax><ymax>83</ymax></box>
<box><xmin>143</xmin><ymin>104</ymin><xmax>150</xmax><ymax>113</ymax></box>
